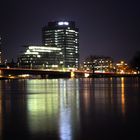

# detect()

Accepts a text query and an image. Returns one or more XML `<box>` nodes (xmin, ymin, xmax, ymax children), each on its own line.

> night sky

<box><xmin>0</xmin><ymin>0</ymin><xmax>140</xmax><ymax>63</ymax></box>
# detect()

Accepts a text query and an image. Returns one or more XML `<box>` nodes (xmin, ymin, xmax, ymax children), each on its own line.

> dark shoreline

<box><xmin>89</xmin><ymin>73</ymin><xmax>140</xmax><ymax>78</ymax></box>
<box><xmin>0</xmin><ymin>73</ymin><xmax>140</xmax><ymax>79</ymax></box>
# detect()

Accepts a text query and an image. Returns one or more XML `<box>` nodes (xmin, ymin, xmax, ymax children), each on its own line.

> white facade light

<box><xmin>60</xmin><ymin>61</ymin><xmax>63</xmax><ymax>64</ymax></box>
<box><xmin>64</xmin><ymin>22</ymin><xmax>69</xmax><ymax>25</ymax></box>
<box><xmin>58</xmin><ymin>21</ymin><xmax>69</xmax><ymax>26</ymax></box>
<box><xmin>37</xmin><ymin>55</ymin><xmax>41</xmax><ymax>58</ymax></box>
<box><xmin>58</xmin><ymin>22</ymin><xmax>63</xmax><ymax>25</ymax></box>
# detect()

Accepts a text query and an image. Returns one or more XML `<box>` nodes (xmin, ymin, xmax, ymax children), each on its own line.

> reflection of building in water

<box><xmin>116</xmin><ymin>78</ymin><xmax>126</xmax><ymax>117</ymax></box>
<box><xmin>0</xmin><ymin>81</ymin><xmax>3</xmax><ymax>135</ymax></box>
<box><xmin>81</xmin><ymin>78</ymin><xmax>95</xmax><ymax>112</ymax></box>
<box><xmin>59</xmin><ymin>79</ymin><xmax>79</xmax><ymax>140</ymax></box>
<box><xmin>26</xmin><ymin>79</ymin><xmax>60</xmax><ymax>133</ymax></box>
<box><xmin>0</xmin><ymin>92</ymin><xmax>2</xmax><ymax>134</ymax></box>
<box><xmin>26</xmin><ymin>79</ymin><xmax>80</xmax><ymax>139</ymax></box>
<box><xmin>92</xmin><ymin>78</ymin><xmax>114</xmax><ymax>113</ymax></box>
<box><xmin>80</xmin><ymin>78</ymin><xmax>126</xmax><ymax>117</ymax></box>
<box><xmin>121</xmin><ymin>77</ymin><xmax>125</xmax><ymax>116</ymax></box>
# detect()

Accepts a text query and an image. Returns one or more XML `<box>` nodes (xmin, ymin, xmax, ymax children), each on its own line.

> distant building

<box><xmin>42</xmin><ymin>21</ymin><xmax>79</xmax><ymax>69</ymax></box>
<box><xmin>18</xmin><ymin>46</ymin><xmax>63</xmax><ymax>69</ymax></box>
<box><xmin>83</xmin><ymin>55</ymin><xmax>113</xmax><ymax>73</ymax></box>
<box><xmin>115</xmin><ymin>61</ymin><xmax>129</xmax><ymax>74</ymax></box>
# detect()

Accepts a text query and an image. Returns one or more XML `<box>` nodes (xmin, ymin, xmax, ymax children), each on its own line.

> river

<box><xmin>0</xmin><ymin>77</ymin><xmax>140</xmax><ymax>140</ymax></box>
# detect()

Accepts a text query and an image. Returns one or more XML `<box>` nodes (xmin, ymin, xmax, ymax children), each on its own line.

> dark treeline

<box><xmin>130</xmin><ymin>51</ymin><xmax>140</xmax><ymax>71</ymax></box>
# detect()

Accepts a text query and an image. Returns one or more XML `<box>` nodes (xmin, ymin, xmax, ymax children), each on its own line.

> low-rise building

<box><xmin>18</xmin><ymin>45</ymin><xmax>63</xmax><ymax>69</ymax></box>
<box><xmin>83</xmin><ymin>55</ymin><xmax>113</xmax><ymax>73</ymax></box>
<box><xmin>115</xmin><ymin>61</ymin><xmax>129</xmax><ymax>74</ymax></box>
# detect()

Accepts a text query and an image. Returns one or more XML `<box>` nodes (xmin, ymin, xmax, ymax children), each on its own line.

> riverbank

<box><xmin>0</xmin><ymin>73</ymin><xmax>140</xmax><ymax>79</ymax></box>
<box><xmin>89</xmin><ymin>73</ymin><xmax>140</xmax><ymax>78</ymax></box>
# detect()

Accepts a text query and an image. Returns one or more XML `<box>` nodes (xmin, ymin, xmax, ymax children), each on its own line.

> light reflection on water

<box><xmin>0</xmin><ymin>81</ymin><xmax>2</xmax><ymax>135</ymax></box>
<box><xmin>26</xmin><ymin>79</ymin><xmax>80</xmax><ymax>140</ymax></box>
<box><xmin>0</xmin><ymin>78</ymin><xmax>140</xmax><ymax>140</ymax></box>
<box><xmin>121</xmin><ymin>78</ymin><xmax>125</xmax><ymax>116</ymax></box>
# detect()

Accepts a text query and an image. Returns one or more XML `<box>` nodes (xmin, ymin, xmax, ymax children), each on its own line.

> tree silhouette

<box><xmin>130</xmin><ymin>51</ymin><xmax>140</xmax><ymax>71</ymax></box>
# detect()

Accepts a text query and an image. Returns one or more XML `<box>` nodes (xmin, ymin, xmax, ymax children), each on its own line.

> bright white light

<box><xmin>58</xmin><ymin>22</ymin><xmax>64</xmax><ymax>25</ymax></box>
<box><xmin>52</xmin><ymin>65</ymin><xmax>58</xmax><ymax>68</ymax></box>
<box><xmin>25</xmin><ymin>52</ymin><xmax>39</xmax><ymax>55</ymax></box>
<box><xmin>84</xmin><ymin>73</ymin><xmax>89</xmax><ymax>78</ymax></box>
<box><xmin>58</xmin><ymin>21</ymin><xmax>69</xmax><ymax>26</ymax></box>
<box><xmin>29</xmin><ymin>46</ymin><xmax>61</xmax><ymax>51</ymax></box>
<box><xmin>60</xmin><ymin>61</ymin><xmax>63</xmax><ymax>64</ymax></box>
<box><xmin>68</xmin><ymin>30</ymin><xmax>75</xmax><ymax>32</ymax></box>
<box><xmin>64</xmin><ymin>22</ymin><xmax>69</xmax><ymax>25</ymax></box>
<box><xmin>37</xmin><ymin>55</ymin><xmax>41</xmax><ymax>58</ymax></box>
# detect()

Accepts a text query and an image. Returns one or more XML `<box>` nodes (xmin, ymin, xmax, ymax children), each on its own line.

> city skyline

<box><xmin>0</xmin><ymin>0</ymin><xmax>140</xmax><ymax>63</ymax></box>
<box><xmin>18</xmin><ymin>21</ymin><xmax>79</xmax><ymax>69</ymax></box>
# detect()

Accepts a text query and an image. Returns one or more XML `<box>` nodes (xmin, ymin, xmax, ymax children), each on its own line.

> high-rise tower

<box><xmin>42</xmin><ymin>21</ymin><xmax>79</xmax><ymax>69</ymax></box>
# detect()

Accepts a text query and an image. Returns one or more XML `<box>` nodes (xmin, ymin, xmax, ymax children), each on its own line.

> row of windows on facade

<box><xmin>44</xmin><ymin>32</ymin><xmax>78</xmax><ymax>36</ymax></box>
<box><xmin>44</xmin><ymin>29</ymin><xmax>78</xmax><ymax>33</ymax></box>
<box><xmin>44</xmin><ymin>38</ymin><xmax>78</xmax><ymax>42</ymax></box>
<box><xmin>44</xmin><ymin>37</ymin><xmax>78</xmax><ymax>41</ymax></box>
<box><xmin>23</xmin><ymin>51</ymin><xmax>79</xmax><ymax>56</ymax></box>
<box><xmin>83</xmin><ymin>56</ymin><xmax>113</xmax><ymax>72</ymax></box>
<box><xmin>19</xmin><ymin>46</ymin><xmax>79</xmax><ymax>69</ymax></box>
<box><xmin>20</xmin><ymin>57</ymin><xmax>78</xmax><ymax>61</ymax></box>
<box><xmin>44</xmin><ymin>42</ymin><xmax>78</xmax><ymax>45</ymax></box>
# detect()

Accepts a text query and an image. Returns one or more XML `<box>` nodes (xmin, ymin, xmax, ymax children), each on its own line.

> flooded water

<box><xmin>0</xmin><ymin>77</ymin><xmax>140</xmax><ymax>140</ymax></box>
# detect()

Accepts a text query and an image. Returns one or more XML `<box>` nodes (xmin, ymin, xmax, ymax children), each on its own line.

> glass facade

<box><xmin>42</xmin><ymin>21</ymin><xmax>79</xmax><ymax>69</ymax></box>
<box><xmin>18</xmin><ymin>46</ymin><xmax>63</xmax><ymax>69</ymax></box>
<box><xmin>19</xmin><ymin>21</ymin><xmax>79</xmax><ymax>70</ymax></box>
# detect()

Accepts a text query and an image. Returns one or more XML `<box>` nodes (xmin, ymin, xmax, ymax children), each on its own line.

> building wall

<box><xmin>18</xmin><ymin>46</ymin><xmax>63</xmax><ymax>69</ymax></box>
<box><xmin>19</xmin><ymin>21</ymin><xmax>80</xmax><ymax>70</ymax></box>
<box><xmin>42</xmin><ymin>21</ymin><xmax>79</xmax><ymax>69</ymax></box>
<box><xmin>83</xmin><ymin>56</ymin><xmax>113</xmax><ymax>73</ymax></box>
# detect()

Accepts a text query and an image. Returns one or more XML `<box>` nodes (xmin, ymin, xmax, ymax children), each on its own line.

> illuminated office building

<box><xmin>19</xmin><ymin>21</ymin><xmax>79</xmax><ymax>69</ymax></box>
<box><xmin>83</xmin><ymin>55</ymin><xmax>113</xmax><ymax>72</ymax></box>
<box><xmin>18</xmin><ymin>46</ymin><xmax>63</xmax><ymax>69</ymax></box>
<box><xmin>42</xmin><ymin>21</ymin><xmax>79</xmax><ymax>69</ymax></box>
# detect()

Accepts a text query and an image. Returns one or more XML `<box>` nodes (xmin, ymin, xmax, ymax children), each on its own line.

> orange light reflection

<box><xmin>121</xmin><ymin>77</ymin><xmax>125</xmax><ymax>116</ymax></box>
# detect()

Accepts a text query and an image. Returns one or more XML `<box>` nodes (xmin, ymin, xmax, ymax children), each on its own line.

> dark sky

<box><xmin>0</xmin><ymin>0</ymin><xmax>140</xmax><ymax>63</ymax></box>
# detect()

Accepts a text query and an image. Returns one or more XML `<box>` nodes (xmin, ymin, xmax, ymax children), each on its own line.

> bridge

<box><xmin>0</xmin><ymin>68</ymin><xmax>137</xmax><ymax>79</ymax></box>
<box><xmin>0</xmin><ymin>68</ymin><xmax>91</xmax><ymax>79</ymax></box>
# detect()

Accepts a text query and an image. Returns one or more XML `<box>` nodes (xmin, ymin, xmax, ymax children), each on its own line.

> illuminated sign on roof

<box><xmin>58</xmin><ymin>21</ymin><xmax>69</xmax><ymax>26</ymax></box>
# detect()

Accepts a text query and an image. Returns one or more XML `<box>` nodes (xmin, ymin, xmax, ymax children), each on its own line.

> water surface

<box><xmin>0</xmin><ymin>77</ymin><xmax>140</xmax><ymax>140</ymax></box>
